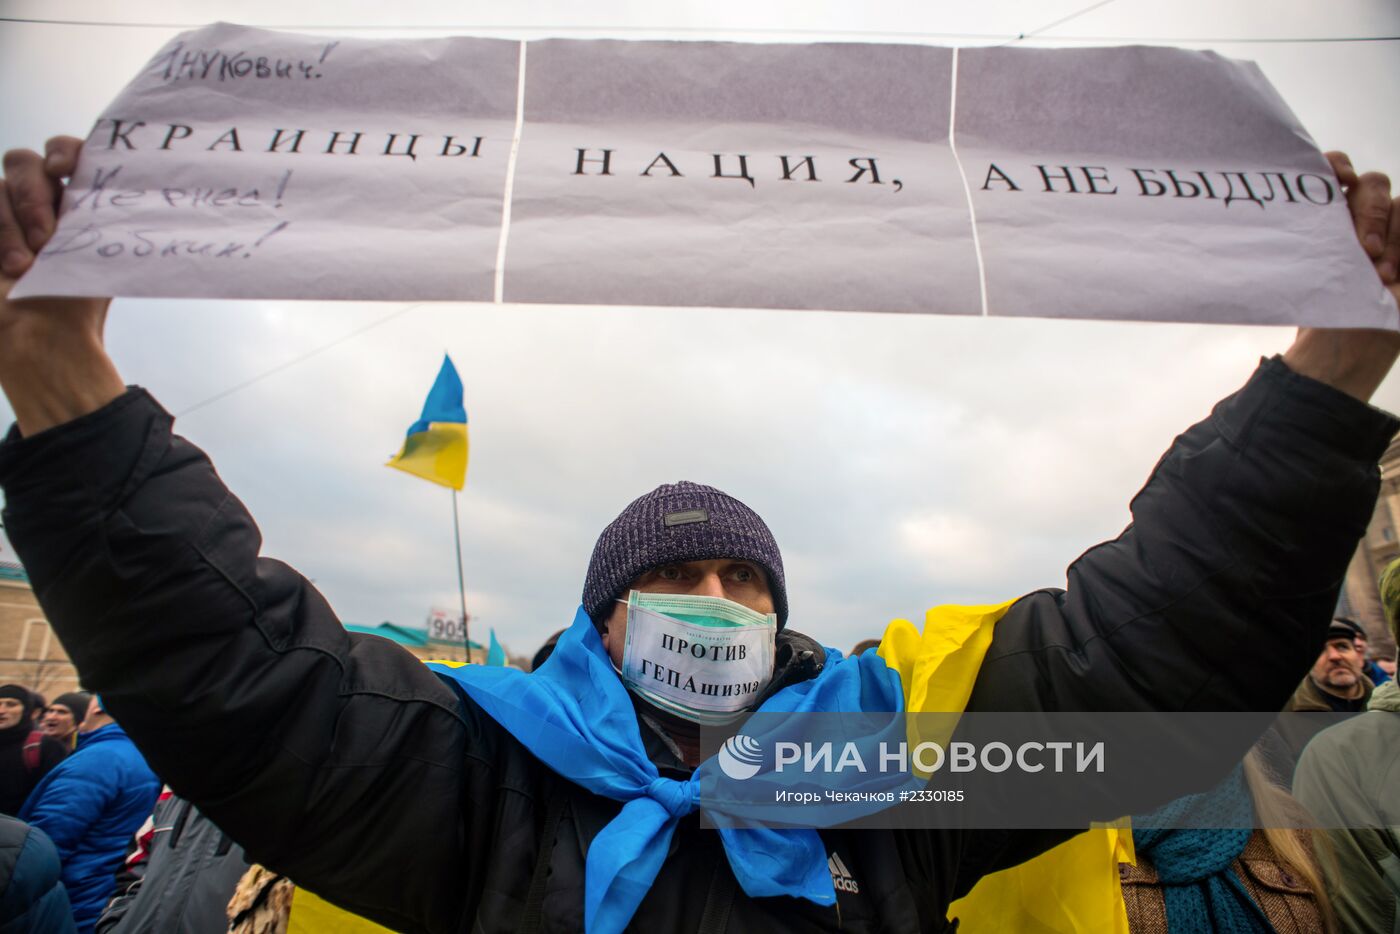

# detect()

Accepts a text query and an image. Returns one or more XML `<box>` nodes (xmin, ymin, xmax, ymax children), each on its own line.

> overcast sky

<box><xmin>1</xmin><ymin>0</ymin><xmax>1397</xmax><ymax>659</ymax></box>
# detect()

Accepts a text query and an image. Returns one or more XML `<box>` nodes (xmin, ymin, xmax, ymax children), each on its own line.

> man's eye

<box><xmin>731</xmin><ymin>566</ymin><xmax>754</xmax><ymax>582</ymax></box>
<box><xmin>658</xmin><ymin>566</ymin><xmax>682</xmax><ymax>581</ymax></box>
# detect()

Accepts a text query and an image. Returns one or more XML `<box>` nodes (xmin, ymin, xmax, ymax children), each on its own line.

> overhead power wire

<box><xmin>174</xmin><ymin>302</ymin><xmax>423</xmax><ymax>418</ymax></box>
<box><xmin>1001</xmin><ymin>0</ymin><xmax>1119</xmax><ymax>45</ymax></box>
<box><xmin>0</xmin><ymin>16</ymin><xmax>1396</xmax><ymax>44</ymax></box>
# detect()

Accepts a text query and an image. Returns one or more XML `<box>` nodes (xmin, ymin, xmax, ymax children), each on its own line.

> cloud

<box><xmin>896</xmin><ymin>511</ymin><xmax>1008</xmax><ymax>584</ymax></box>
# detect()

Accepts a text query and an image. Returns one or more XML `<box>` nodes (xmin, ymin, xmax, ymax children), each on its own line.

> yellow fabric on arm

<box><xmin>287</xmin><ymin>888</ymin><xmax>401</xmax><ymax>933</ymax></box>
<box><xmin>948</xmin><ymin>824</ymin><xmax>1134</xmax><ymax>933</ymax></box>
<box><xmin>879</xmin><ymin>601</ymin><xmax>1132</xmax><ymax>934</ymax></box>
<box><xmin>878</xmin><ymin>601</ymin><xmax>1012</xmax><ymax>714</ymax></box>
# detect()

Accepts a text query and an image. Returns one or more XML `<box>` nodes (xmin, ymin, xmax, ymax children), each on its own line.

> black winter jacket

<box><xmin>0</xmin><ymin>722</ymin><xmax>67</xmax><ymax>817</ymax></box>
<box><xmin>0</xmin><ymin>357</ymin><xmax>1394</xmax><ymax>933</ymax></box>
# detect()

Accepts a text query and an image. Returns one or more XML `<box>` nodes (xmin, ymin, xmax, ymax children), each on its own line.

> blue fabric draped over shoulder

<box><xmin>427</xmin><ymin>607</ymin><xmax>910</xmax><ymax>934</ymax></box>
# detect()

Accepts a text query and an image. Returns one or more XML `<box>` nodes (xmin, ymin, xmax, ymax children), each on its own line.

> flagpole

<box><xmin>451</xmin><ymin>488</ymin><xmax>472</xmax><ymax>663</ymax></box>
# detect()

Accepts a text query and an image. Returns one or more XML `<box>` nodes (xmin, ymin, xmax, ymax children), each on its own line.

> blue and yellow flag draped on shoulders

<box><xmin>424</xmin><ymin>599</ymin><xmax>1132</xmax><ymax>934</ymax></box>
<box><xmin>386</xmin><ymin>354</ymin><xmax>468</xmax><ymax>490</ymax></box>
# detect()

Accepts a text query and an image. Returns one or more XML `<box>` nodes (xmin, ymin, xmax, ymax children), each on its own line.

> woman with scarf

<box><xmin>0</xmin><ymin>684</ymin><xmax>67</xmax><ymax>815</ymax></box>
<box><xmin>1123</xmin><ymin>749</ymin><xmax>1335</xmax><ymax>933</ymax></box>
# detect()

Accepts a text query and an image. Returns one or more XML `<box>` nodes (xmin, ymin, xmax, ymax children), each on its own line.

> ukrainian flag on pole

<box><xmin>386</xmin><ymin>355</ymin><xmax>468</xmax><ymax>490</ymax></box>
<box><xmin>486</xmin><ymin>629</ymin><xmax>506</xmax><ymax>667</ymax></box>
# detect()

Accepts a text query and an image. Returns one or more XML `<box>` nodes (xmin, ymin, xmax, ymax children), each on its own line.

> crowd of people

<box><xmin>0</xmin><ymin>584</ymin><xmax>1397</xmax><ymax>932</ymax></box>
<box><xmin>0</xmin><ymin>690</ymin><xmax>160</xmax><ymax>932</ymax></box>
<box><xmin>0</xmin><ymin>122</ymin><xmax>1396</xmax><ymax>932</ymax></box>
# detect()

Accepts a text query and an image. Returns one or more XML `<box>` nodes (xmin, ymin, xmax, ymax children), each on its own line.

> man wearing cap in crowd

<box><xmin>1292</xmin><ymin>559</ymin><xmax>1400</xmax><ymax>934</ymax></box>
<box><xmin>0</xmin><ymin>137</ymin><xmax>1399</xmax><ymax>930</ymax></box>
<box><xmin>1294</xmin><ymin>618</ymin><xmax>1375</xmax><ymax>715</ymax></box>
<box><xmin>42</xmin><ymin>691</ymin><xmax>92</xmax><ymax>753</ymax></box>
<box><xmin>20</xmin><ymin>696</ymin><xmax>161</xmax><ymax>934</ymax></box>
<box><xmin>1260</xmin><ymin>617</ymin><xmax>1377</xmax><ymax>789</ymax></box>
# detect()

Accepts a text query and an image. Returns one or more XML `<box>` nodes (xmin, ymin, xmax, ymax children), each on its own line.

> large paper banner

<box><xmin>13</xmin><ymin>22</ymin><xmax>1397</xmax><ymax>329</ymax></box>
<box><xmin>18</xmin><ymin>24</ymin><xmax>521</xmax><ymax>302</ymax></box>
<box><xmin>502</xmin><ymin>40</ymin><xmax>982</xmax><ymax>314</ymax></box>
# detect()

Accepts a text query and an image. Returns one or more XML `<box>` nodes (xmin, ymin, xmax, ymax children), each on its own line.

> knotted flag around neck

<box><xmin>427</xmin><ymin>608</ymin><xmax>905</xmax><ymax>932</ymax></box>
<box><xmin>426</xmin><ymin>603</ymin><xmax>1013</xmax><ymax>933</ymax></box>
<box><xmin>430</xmin><ymin>601</ymin><xmax>1136</xmax><ymax>933</ymax></box>
<box><xmin>385</xmin><ymin>354</ymin><xmax>468</xmax><ymax>490</ymax></box>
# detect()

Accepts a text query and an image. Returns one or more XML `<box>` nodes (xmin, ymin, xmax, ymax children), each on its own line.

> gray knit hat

<box><xmin>583</xmin><ymin>481</ymin><xmax>788</xmax><ymax>628</ymax></box>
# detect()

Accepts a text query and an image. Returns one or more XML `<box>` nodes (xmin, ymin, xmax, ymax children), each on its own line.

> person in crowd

<box><xmin>0</xmin><ymin>134</ymin><xmax>1396</xmax><ymax>932</ymax></box>
<box><xmin>1294</xmin><ymin>618</ymin><xmax>1374</xmax><ymax>713</ymax></box>
<box><xmin>102</xmin><ymin>787</ymin><xmax>171</xmax><ymax>908</ymax></box>
<box><xmin>226</xmin><ymin>864</ymin><xmax>294</xmax><ymax>934</ymax></box>
<box><xmin>1302</xmin><ymin>620</ymin><xmax>1369</xmax><ymax>693</ymax></box>
<box><xmin>0</xmin><ymin>814</ymin><xmax>77</xmax><ymax>934</ymax></box>
<box><xmin>25</xmin><ymin>691</ymin><xmax>45</xmax><ymax>728</ymax></box>
<box><xmin>1353</xmin><ymin>629</ymin><xmax>1394</xmax><ymax>686</ymax></box>
<box><xmin>1291</xmin><ymin>558</ymin><xmax>1400</xmax><ymax>934</ymax></box>
<box><xmin>224</xmin><ymin>861</ymin><xmax>401</xmax><ymax>933</ymax></box>
<box><xmin>1122</xmin><ymin>748</ymin><xmax>1334</xmax><ymax>933</ymax></box>
<box><xmin>95</xmin><ymin>789</ymin><xmax>251</xmax><ymax>934</ymax></box>
<box><xmin>41</xmin><ymin>691</ymin><xmax>91</xmax><ymax>752</ymax></box>
<box><xmin>0</xmin><ymin>685</ymin><xmax>66</xmax><ymax>816</ymax></box>
<box><xmin>848</xmin><ymin>639</ymin><xmax>881</xmax><ymax>657</ymax></box>
<box><xmin>19</xmin><ymin>697</ymin><xmax>160</xmax><ymax>934</ymax></box>
<box><xmin>1261</xmin><ymin>617</ymin><xmax>1377</xmax><ymax>788</ymax></box>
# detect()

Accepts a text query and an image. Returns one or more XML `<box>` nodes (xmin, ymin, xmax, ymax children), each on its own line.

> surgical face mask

<box><xmin>615</xmin><ymin>590</ymin><xmax>777</xmax><ymax>726</ymax></box>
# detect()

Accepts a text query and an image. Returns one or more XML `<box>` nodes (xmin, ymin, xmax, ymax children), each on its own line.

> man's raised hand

<box><xmin>0</xmin><ymin>136</ymin><xmax>122</xmax><ymax>437</ymax></box>
<box><xmin>1</xmin><ymin>136</ymin><xmax>84</xmax><ymax>280</ymax></box>
<box><xmin>1327</xmin><ymin>151</ymin><xmax>1400</xmax><ymax>304</ymax></box>
<box><xmin>1281</xmin><ymin>152</ymin><xmax>1400</xmax><ymax>403</ymax></box>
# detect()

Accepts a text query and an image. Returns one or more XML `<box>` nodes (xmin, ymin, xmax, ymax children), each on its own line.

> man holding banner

<box><xmin>0</xmin><ymin>127</ymin><xmax>1397</xmax><ymax>934</ymax></box>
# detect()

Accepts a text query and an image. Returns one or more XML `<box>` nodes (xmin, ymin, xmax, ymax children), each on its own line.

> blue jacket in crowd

<box><xmin>19</xmin><ymin>725</ymin><xmax>160</xmax><ymax>934</ymax></box>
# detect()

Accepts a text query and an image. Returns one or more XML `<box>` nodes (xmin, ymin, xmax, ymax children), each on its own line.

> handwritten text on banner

<box><xmin>13</xmin><ymin>22</ymin><xmax>1396</xmax><ymax>329</ymax></box>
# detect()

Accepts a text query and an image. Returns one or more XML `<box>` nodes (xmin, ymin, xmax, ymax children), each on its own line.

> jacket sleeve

<box><xmin>0</xmin><ymin>817</ymin><xmax>77</xmax><ymax>934</ymax></box>
<box><xmin>967</xmin><ymin>357</ymin><xmax>1397</xmax><ymax>717</ymax></box>
<box><xmin>94</xmin><ymin>829</ymin><xmax>145</xmax><ymax>934</ymax></box>
<box><xmin>21</xmin><ymin>759</ymin><xmax>111</xmax><ymax>861</ymax></box>
<box><xmin>940</xmin><ymin>358</ymin><xmax>1397</xmax><ymax>890</ymax></box>
<box><xmin>0</xmin><ymin>389</ymin><xmax>486</xmax><ymax>934</ymax></box>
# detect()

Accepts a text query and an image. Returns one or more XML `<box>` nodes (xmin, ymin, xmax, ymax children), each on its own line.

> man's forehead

<box><xmin>1324</xmin><ymin>637</ymin><xmax>1357</xmax><ymax>649</ymax></box>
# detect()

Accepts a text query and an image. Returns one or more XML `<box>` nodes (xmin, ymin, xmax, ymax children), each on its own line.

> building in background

<box><xmin>0</xmin><ymin>561</ymin><xmax>80</xmax><ymax>696</ymax></box>
<box><xmin>3</xmin><ymin>555</ymin><xmax>501</xmax><ymax>698</ymax></box>
<box><xmin>342</xmin><ymin>621</ymin><xmax>484</xmax><ymax>664</ymax></box>
<box><xmin>1341</xmin><ymin>432</ymin><xmax>1400</xmax><ymax>659</ymax></box>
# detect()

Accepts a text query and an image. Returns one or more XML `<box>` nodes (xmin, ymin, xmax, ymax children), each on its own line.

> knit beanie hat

<box><xmin>0</xmin><ymin>684</ymin><xmax>33</xmax><ymax>717</ymax></box>
<box><xmin>583</xmin><ymin>481</ymin><xmax>788</xmax><ymax>628</ymax></box>
<box><xmin>52</xmin><ymin>691</ymin><xmax>92</xmax><ymax>725</ymax></box>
